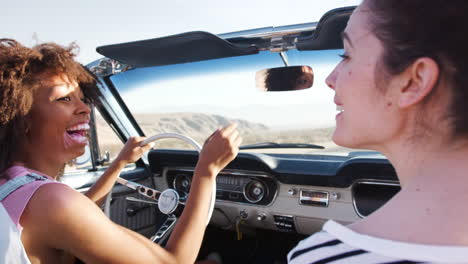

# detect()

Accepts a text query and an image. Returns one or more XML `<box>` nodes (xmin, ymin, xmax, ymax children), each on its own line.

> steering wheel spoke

<box><xmin>116</xmin><ymin>177</ymin><xmax>161</xmax><ymax>201</ymax></box>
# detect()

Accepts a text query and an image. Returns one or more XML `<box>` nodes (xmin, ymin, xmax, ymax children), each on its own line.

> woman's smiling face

<box><xmin>26</xmin><ymin>73</ymin><xmax>91</xmax><ymax>165</ymax></box>
<box><xmin>325</xmin><ymin>4</ymin><xmax>403</xmax><ymax>151</ymax></box>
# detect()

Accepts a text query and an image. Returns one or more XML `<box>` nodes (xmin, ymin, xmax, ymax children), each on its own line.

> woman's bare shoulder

<box><xmin>21</xmin><ymin>182</ymin><xmax>172</xmax><ymax>263</ymax></box>
<box><xmin>21</xmin><ymin>183</ymin><xmax>108</xmax><ymax>242</ymax></box>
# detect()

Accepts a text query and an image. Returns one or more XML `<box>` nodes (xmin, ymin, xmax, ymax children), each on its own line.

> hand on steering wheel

<box><xmin>105</xmin><ymin>124</ymin><xmax>241</xmax><ymax>244</ymax></box>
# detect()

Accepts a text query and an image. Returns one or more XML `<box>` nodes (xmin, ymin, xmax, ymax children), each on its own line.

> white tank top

<box><xmin>0</xmin><ymin>203</ymin><xmax>30</xmax><ymax>264</ymax></box>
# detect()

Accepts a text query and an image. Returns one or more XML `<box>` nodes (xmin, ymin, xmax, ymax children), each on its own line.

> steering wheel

<box><xmin>103</xmin><ymin>133</ymin><xmax>217</xmax><ymax>244</ymax></box>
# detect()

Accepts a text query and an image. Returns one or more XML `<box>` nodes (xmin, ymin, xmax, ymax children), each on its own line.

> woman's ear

<box><xmin>397</xmin><ymin>57</ymin><xmax>440</xmax><ymax>108</ymax></box>
<box><xmin>23</xmin><ymin>114</ymin><xmax>33</xmax><ymax>140</ymax></box>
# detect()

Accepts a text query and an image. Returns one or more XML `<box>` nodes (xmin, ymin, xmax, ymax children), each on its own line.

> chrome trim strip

<box><xmin>219</xmin><ymin>22</ymin><xmax>318</xmax><ymax>40</ymax></box>
<box><xmin>164</xmin><ymin>167</ymin><xmax>274</xmax><ymax>178</ymax></box>
<box><xmin>352</xmin><ymin>180</ymin><xmax>400</xmax><ymax>187</ymax></box>
<box><xmin>351</xmin><ymin>180</ymin><xmax>400</xmax><ymax>218</ymax></box>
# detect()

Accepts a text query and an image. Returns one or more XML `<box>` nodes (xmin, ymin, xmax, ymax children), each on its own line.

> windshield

<box><xmin>110</xmin><ymin>49</ymin><xmax>360</xmax><ymax>155</ymax></box>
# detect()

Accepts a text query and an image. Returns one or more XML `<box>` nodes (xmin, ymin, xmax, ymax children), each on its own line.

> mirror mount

<box><xmin>268</xmin><ymin>35</ymin><xmax>297</xmax><ymax>52</ymax></box>
<box><xmin>279</xmin><ymin>52</ymin><xmax>289</xmax><ymax>67</ymax></box>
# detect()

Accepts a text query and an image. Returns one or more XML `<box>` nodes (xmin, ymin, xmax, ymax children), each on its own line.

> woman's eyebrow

<box><xmin>341</xmin><ymin>31</ymin><xmax>353</xmax><ymax>48</ymax></box>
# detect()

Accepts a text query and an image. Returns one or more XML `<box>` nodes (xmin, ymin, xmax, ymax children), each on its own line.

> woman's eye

<box><xmin>339</xmin><ymin>53</ymin><xmax>350</xmax><ymax>60</ymax></box>
<box><xmin>57</xmin><ymin>96</ymin><xmax>71</xmax><ymax>102</ymax></box>
<box><xmin>297</xmin><ymin>77</ymin><xmax>307</xmax><ymax>84</ymax></box>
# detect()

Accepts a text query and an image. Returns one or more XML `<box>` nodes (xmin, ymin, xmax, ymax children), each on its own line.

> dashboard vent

<box><xmin>352</xmin><ymin>181</ymin><xmax>400</xmax><ymax>217</ymax></box>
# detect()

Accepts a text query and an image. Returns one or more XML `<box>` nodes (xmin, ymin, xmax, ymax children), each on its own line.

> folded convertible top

<box><xmin>96</xmin><ymin>6</ymin><xmax>355</xmax><ymax>68</ymax></box>
<box><xmin>296</xmin><ymin>6</ymin><xmax>355</xmax><ymax>51</ymax></box>
<box><xmin>96</xmin><ymin>31</ymin><xmax>258</xmax><ymax>68</ymax></box>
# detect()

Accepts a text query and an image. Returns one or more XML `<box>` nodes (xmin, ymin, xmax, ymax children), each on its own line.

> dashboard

<box><xmin>147</xmin><ymin>150</ymin><xmax>401</xmax><ymax>235</ymax></box>
<box><xmin>167</xmin><ymin>168</ymin><xmax>277</xmax><ymax>206</ymax></box>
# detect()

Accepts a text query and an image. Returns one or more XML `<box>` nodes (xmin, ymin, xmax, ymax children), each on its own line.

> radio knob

<box><xmin>331</xmin><ymin>192</ymin><xmax>340</xmax><ymax>200</ymax></box>
<box><xmin>240</xmin><ymin>210</ymin><xmax>248</xmax><ymax>219</ymax></box>
<box><xmin>288</xmin><ymin>188</ymin><xmax>297</xmax><ymax>196</ymax></box>
<box><xmin>257</xmin><ymin>213</ymin><xmax>266</xmax><ymax>221</ymax></box>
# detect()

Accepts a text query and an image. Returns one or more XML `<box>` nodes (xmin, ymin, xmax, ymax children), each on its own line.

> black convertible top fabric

<box><xmin>96</xmin><ymin>31</ymin><xmax>258</xmax><ymax>68</ymax></box>
<box><xmin>297</xmin><ymin>6</ymin><xmax>355</xmax><ymax>51</ymax></box>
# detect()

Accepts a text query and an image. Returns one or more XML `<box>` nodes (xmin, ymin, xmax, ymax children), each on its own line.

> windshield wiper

<box><xmin>239</xmin><ymin>142</ymin><xmax>325</xmax><ymax>150</ymax></box>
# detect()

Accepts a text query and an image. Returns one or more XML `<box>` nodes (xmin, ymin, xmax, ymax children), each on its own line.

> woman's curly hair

<box><xmin>0</xmin><ymin>39</ymin><xmax>100</xmax><ymax>172</ymax></box>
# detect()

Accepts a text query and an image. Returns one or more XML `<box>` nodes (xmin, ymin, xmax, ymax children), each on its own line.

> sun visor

<box><xmin>96</xmin><ymin>31</ymin><xmax>259</xmax><ymax>68</ymax></box>
<box><xmin>297</xmin><ymin>6</ymin><xmax>356</xmax><ymax>51</ymax></box>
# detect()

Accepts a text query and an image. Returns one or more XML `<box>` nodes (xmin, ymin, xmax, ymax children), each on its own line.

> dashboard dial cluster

<box><xmin>167</xmin><ymin>169</ymin><xmax>277</xmax><ymax>206</ymax></box>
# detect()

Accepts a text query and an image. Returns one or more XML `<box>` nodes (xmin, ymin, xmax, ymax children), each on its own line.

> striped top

<box><xmin>288</xmin><ymin>220</ymin><xmax>468</xmax><ymax>264</ymax></box>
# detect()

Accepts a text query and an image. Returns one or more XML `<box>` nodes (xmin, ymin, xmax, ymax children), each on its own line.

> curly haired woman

<box><xmin>0</xmin><ymin>39</ymin><xmax>241</xmax><ymax>263</ymax></box>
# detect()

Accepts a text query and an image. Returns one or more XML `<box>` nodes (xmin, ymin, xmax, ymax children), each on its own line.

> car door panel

<box><xmin>64</xmin><ymin>166</ymin><xmax>160</xmax><ymax>238</ymax></box>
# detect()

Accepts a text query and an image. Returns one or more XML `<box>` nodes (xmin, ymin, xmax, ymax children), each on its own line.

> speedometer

<box><xmin>243</xmin><ymin>179</ymin><xmax>267</xmax><ymax>203</ymax></box>
<box><xmin>173</xmin><ymin>173</ymin><xmax>191</xmax><ymax>199</ymax></box>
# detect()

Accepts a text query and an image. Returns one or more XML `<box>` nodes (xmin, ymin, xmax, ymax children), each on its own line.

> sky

<box><xmin>2</xmin><ymin>0</ymin><xmax>361</xmax><ymax>130</ymax></box>
<box><xmin>3</xmin><ymin>0</ymin><xmax>360</xmax><ymax>64</ymax></box>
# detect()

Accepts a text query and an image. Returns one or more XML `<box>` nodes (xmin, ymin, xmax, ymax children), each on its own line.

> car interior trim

<box><xmin>163</xmin><ymin>167</ymin><xmax>280</xmax><ymax>207</ymax></box>
<box><xmin>297</xmin><ymin>6</ymin><xmax>356</xmax><ymax>51</ymax></box>
<box><xmin>351</xmin><ymin>180</ymin><xmax>401</xmax><ymax>218</ymax></box>
<box><xmin>96</xmin><ymin>31</ymin><xmax>259</xmax><ymax>68</ymax></box>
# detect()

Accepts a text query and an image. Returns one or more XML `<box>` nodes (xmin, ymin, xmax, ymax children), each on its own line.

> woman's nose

<box><xmin>325</xmin><ymin>68</ymin><xmax>337</xmax><ymax>91</ymax></box>
<box><xmin>76</xmin><ymin>99</ymin><xmax>91</xmax><ymax>116</ymax></box>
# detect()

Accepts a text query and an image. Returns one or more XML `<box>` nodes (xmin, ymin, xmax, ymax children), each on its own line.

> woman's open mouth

<box><xmin>336</xmin><ymin>105</ymin><xmax>344</xmax><ymax>119</ymax></box>
<box><xmin>64</xmin><ymin>123</ymin><xmax>90</xmax><ymax>147</ymax></box>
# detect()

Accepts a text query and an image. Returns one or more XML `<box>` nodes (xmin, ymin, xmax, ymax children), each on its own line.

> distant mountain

<box><xmin>134</xmin><ymin>112</ymin><xmax>269</xmax><ymax>137</ymax></box>
<box><xmin>95</xmin><ymin>112</ymin><xmax>343</xmax><ymax>155</ymax></box>
<box><xmin>95</xmin><ymin>112</ymin><xmax>269</xmax><ymax>150</ymax></box>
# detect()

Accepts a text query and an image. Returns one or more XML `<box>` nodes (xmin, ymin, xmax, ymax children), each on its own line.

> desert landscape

<box><xmin>95</xmin><ymin>112</ymin><xmax>351</xmax><ymax>158</ymax></box>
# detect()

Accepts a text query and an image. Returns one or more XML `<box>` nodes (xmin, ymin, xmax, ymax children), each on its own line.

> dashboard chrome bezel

<box><xmin>163</xmin><ymin>166</ymin><xmax>279</xmax><ymax>207</ymax></box>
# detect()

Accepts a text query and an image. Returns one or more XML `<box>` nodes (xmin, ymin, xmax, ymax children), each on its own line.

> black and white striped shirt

<box><xmin>288</xmin><ymin>220</ymin><xmax>468</xmax><ymax>264</ymax></box>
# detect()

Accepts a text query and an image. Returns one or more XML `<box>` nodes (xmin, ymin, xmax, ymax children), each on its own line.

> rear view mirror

<box><xmin>255</xmin><ymin>66</ymin><xmax>313</xmax><ymax>92</ymax></box>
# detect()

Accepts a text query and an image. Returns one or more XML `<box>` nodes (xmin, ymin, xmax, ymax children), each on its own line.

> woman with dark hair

<box><xmin>0</xmin><ymin>39</ymin><xmax>241</xmax><ymax>263</ymax></box>
<box><xmin>288</xmin><ymin>0</ymin><xmax>468</xmax><ymax>263</ymax></box>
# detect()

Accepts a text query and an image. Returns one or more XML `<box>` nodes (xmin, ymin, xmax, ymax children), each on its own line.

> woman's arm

<box><xmin>23</xmin><ymin>124</ymin><xmax>241</xmax><ymax>264</ymax></box>
<box><xmin>23</xmin><ymin>183</ymin><xmax>177</xmax><ymax>264</ymax></box>
<box><xmin>167</xmin><ymin>123</ymin><xmax>241</xmax><ymax>261</ymax></box>
<box><xmin>85</xmin><ymin>136</ymin><xmax>154</xmax><ymax>206</ymax></box>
